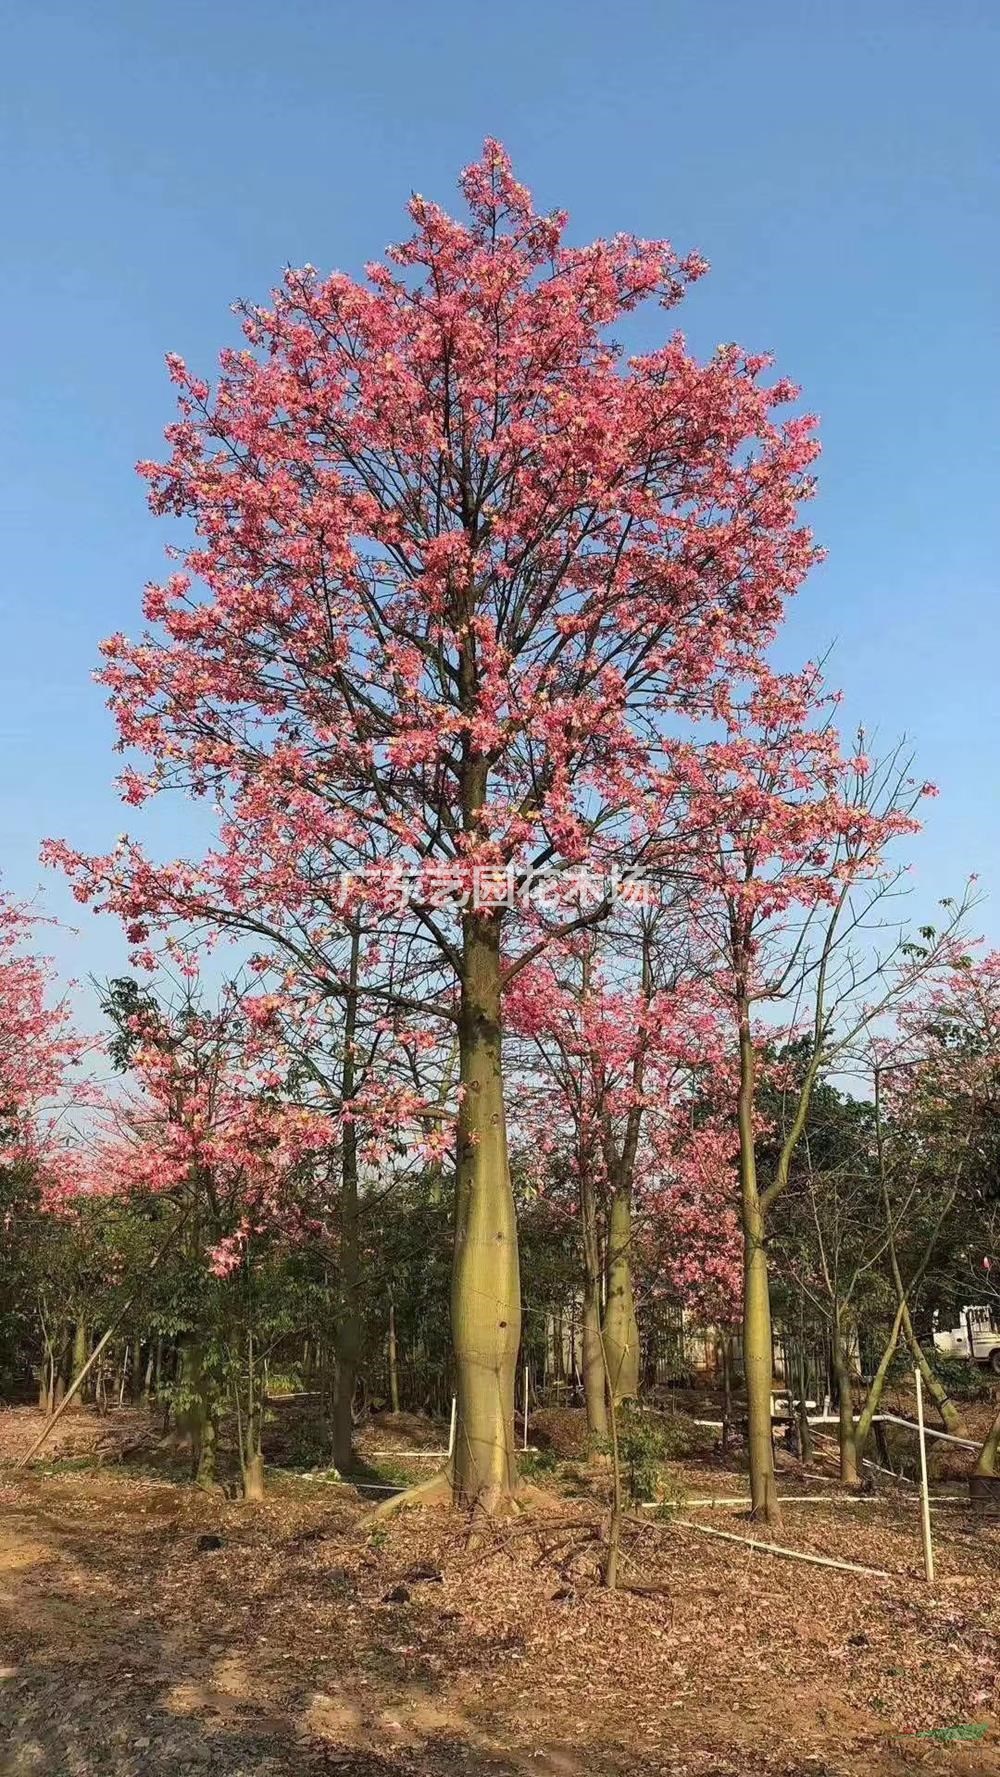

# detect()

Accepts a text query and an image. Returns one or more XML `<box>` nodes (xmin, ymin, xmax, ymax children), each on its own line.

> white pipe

<box><xmin>670</xmin><ymin>1517</ymin><xmax>891</xmax><ymax>1579</ymax></box>
<box><xmin>875</xmin><ymin>1412</ymin><xmax>979</xmax><ymax>1451</ymax></box>
<box><xmin>641</xmin><ymin>1495</ymin><xmax>878</xmax><ymax>1510</ymax></box>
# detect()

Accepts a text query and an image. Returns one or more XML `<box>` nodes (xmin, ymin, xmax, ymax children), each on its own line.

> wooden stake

<box><xmin>914</xmin><ymin>1367</ymin><xmax>935</xmax><ymax>1587</ymax></box>
<box><xmin>523</xmin><ymin>1360</ymin><xmax>529</xmax><ymax>1452</ymax></box>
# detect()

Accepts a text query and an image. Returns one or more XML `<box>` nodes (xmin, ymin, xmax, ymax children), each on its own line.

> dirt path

<box><xmin>1</xmin><ymin>1456</ymin><xmax>999</xmax><ymax>1776</ymax></box>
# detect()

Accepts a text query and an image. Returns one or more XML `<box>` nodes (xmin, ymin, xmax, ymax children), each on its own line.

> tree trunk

<box><xmin>580</xmin><ymin>1164</ymin><xmax>608</xmax><ymax>1440</ymax></box>
<box><xmin>451</xmin><ymin>906</ymin><xmax>520</xmax><ymax>1510</ymax></box>
<box><xmin>67</xmin><ymin>1321</ymin><xmax>89</xmax><ymax>1411</ymax></box>
<box><xmin>721</xmin><ymin>1335</ymin><xmax>733</xmax><ymax>1455</ymax></box>
<box><xmin>974</xmin><ymin>1404</ymin><xmax>1000</xmax><ymax>1477</ymax></box>
<box><xmin>602</xmin><ymin>1190</ymin><xmax>640</xmax><ymax>1405</ymax></box>
<box><xmin>901</xmin><ymin>1302</ymin><xmax>965</xmax><ymax>1435</ymax></box>
<box><xmin>796</xmin><ymin>1337</ymin><xmax>814</xmax><ymax>1463</ymax></box>
<box><xmin>839</xmin><ymin>1303</ymin><xmax>905</xmax><ymax>1487</ymax></box>
<box><xmin>832</xmin><ymin>1314</ymin><xmax>859</xmax><ymax>1487</ymax></box>
<box><xmin>737</xmin><ymin>1016</ymin><xmax>780</xmax><ymax>1525</ymax></box>
<box><xmin>387</xmin><ymin>1299</ymin><xmax>401</xmax><ymax>1415</ymax></box>
<box><xmin>129</xmin><ymin>1337</ymin><xmax>143</xmax><ymax>1403</ymax></box>
<box><xmin>332</xmin><ymin>918</ymin><xmax>362</xmax><ymax>1475</ymax></box>
<box><xmin>179</xmin><ymin>1339</ymin><xmax>219</xmax><ymax>1488</ymax></box>
<box><xmin>242</xmin><ymin>1381</ymin><xmax>265</xmax><ymax>1501</ymax></box>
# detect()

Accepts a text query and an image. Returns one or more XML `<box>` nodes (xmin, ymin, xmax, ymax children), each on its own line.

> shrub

<box><xmin>606</xmin><ymin>1407</ymin><xmax>708</xmax><ymax>1502</ymax></box>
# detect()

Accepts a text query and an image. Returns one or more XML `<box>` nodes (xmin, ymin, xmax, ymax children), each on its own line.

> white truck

<box><xmin>932</xmin><ymin>1304</ymin><xmax>1000</xmax><ymax>1372</ymax></box>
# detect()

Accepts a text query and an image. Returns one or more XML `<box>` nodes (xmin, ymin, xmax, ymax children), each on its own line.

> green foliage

<box><xmin>607</xmin><ymin>1407</ymin><xmax>706</xmax><ymax>1503</ymax></box>
<box><xmin>922</xmin><ymin>1354</ymin><xmax>988</xmax><ymax>1401</ymax></box>
<box><xmin>518</xmin><ymin>1445</ymin><xmax>560</xmax><ymax>1482</ymax></box>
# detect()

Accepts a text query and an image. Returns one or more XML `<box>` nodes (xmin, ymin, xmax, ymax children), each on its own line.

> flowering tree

<box><xmin>0</xmin><ymin>886</ymin><xmax>86</xmax><ymax>1182</ymax></box>
<box><xmin>78</xmin><ymin>978</ymin><xmax>336</xmax><ymax>1495</ymax></box>
<box><xmin>49</xmin><ymin>143</ymin><xmax>820</xmax><ymax>1508</ymax></box>
<box><xmin>670</xmin><ymin>666</ymin><xmax>967</xmax><ymax>1521</ymax></box>
<box><xmin>508</xmin><ymin>913</ymin><xmax>738</xmax><ymax>1437</ymax></box>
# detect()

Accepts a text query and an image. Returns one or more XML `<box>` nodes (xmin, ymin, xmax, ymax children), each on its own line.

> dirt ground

<box><xmin>2</xmin><ymin>1404</ymin><xmax>1000</xmax><ymax>1776</ymax></box>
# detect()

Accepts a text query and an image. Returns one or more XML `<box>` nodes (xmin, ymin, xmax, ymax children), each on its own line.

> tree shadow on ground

<box><xmin>0</xmin><ymin>1472</ymin><xmax>996</xmax><ymax>1777</ymax></box>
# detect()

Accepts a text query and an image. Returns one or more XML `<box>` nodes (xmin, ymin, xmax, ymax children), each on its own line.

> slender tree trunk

<box><xmin>832</xmin><ymin>1311</ymin><xmax>859</xmax><ymax>1487</ymax></box>
<box><xmin>721</xmin><ymin>1335</ymin><xmax>733</xmax><ymax>1455</ymax></box>
<box><xmin>580</xmin><ymin>1164</ymin><xmax>608</xmax><ymax>1439</ymax></box>
<box><xmin>974</xmin><ymin>1404</ymin><xmax>1000</xmax><ymax>1477</ymax></box>
<box><xmin>241</xmin><ymin>1337</ymin><xmax>266</xmax><ymax>1501</ymax></box>
<box><xmin>839</xmin><ymin>1304</ymin><xmax>905</xmax><ymax>1487</ymax></box>
<box><xmin>736</xmin><ymin>1014</ymin><xmax>780</xmax><ymax>1525</ymax></box>
<box><xmin>179</xmin><ymin>1339</ymin><xmax>219</xmax><ymax>1488</ymax></box>
<box><xmin>901</xmin><ymin>1302</ymin><xmax>965</xmax><ymax>1435</ymax></box>
<box><xmin>332</xmin><ymin>918</ymin><xmax>362</xmax><ymax>1475</ymax></box>
<box><xmin>602</xmin><ymin>1190</ymin><xmax>640</xmax><ymax>1404</ymax></box>
<box><xmin>67</xmin><ymin>1321</ymin><xmax>89</xmax><ymax>1411</ymax></box>
<box><xmin>451</xmin><ymin>905</ymin><xmax>520</xmax><ymax>1509</ymax></box>
<box><xmin>796</xmin><ymin>1333</ymin><xmax>814</xmax><ymax>1463</ymax></box>
<box><xmin>387</xmin><ymin>1299</ymin><xmax>401</xmax><ymax>1415</ymax></box>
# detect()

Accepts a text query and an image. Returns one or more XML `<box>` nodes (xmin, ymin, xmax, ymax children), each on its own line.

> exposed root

<box><xmin>370</xmin><ymin>1464</ymin><xmax>453</xmax><ymax>1518</ymax></box>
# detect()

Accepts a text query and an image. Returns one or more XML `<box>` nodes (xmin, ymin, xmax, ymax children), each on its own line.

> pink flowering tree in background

<box><xmin>75</xmin><ymin>976</ymin><xmax>338</xmax><ymax>1496</ymax></box>
<box><xmin>0</xmin><ymin>884</ymin><xmax>87</xmax><ymax>1182</ymax></box>
<box><xmin>669</xmin><ymin>664</ymin><xmax>971</xmax><ymax>1522</ymax></box>
<box><xmin>507</xmin><ymin>910</ymin><xmax>737</xmax><ymax>1439</ymax></box>
<box><xmin>48</xmin><ymin>141</ymin><xmax>823</xmax><ymax>1508</ymax></box>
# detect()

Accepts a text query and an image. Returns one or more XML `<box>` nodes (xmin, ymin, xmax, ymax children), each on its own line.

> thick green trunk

<box><xmin>602</xmin><ymin>1192</ymin><xmax>639</xmax><ymax>1404</ymax></box>
<box><xmin>580</xmin><ymin>1166</ymin><xmax>608</xmax><ymax>1439</ymax></box>
<box><xmin>451</xmin><ymin>909</ymin><xmax>520</xmax><ymax>1509</ymax></box>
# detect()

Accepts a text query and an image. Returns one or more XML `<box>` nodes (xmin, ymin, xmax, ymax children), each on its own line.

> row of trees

<box><xmin>3</xmin><ymin>144</ymin><xmax>999</xmax><ymax>1528</ymax></box>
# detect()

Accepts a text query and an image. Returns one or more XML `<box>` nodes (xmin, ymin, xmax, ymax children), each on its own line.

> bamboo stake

<box><xmin>447</xmin><ymin>1395</ymin><xmax>457</xmax><ymax>1461</ymax></box>
<box><xmin>914</xmin><ymin>1368</ymin><xmax>935</xmax><ymax>1587</ymax></box>
<box><xmin>523</xmin><ymin>1359</ymin><xmax>530</xmax><ymax>1452</ymax></box>
<box><xmin>671</xmin><ymin>1516</ymin><xmax>891</xmax><ymax>1579</ymax></box>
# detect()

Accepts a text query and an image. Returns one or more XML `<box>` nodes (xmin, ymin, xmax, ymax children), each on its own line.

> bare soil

<box><xmin>1</xmin><ymin>1403</ymin><xmax>999</xmax><ymax>1775</ymax></box>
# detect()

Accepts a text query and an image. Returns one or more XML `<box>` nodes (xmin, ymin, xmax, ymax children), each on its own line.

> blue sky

<box><xmin>1</xmin><ymin>0</ymin><xmax>998</xmax><ymax>1007</ymax></box>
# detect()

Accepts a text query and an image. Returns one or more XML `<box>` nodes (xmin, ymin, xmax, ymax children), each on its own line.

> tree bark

<box><xmin>602</xmin><ymin>1190</ymin><xmax>640</xmax><ymax>1404</ymax></box>
<box><xmin>837</xmin><ymin>1303</ymin><xmax>905</xmax><ymax>1487</ymax></box>
<box><xmin>832</xmin><ymin>1312</ymin><xmax>859</xmax><ymax>1487</ymax></box>
<box><xmin>67</xmin><ymin>1321</ymin><xmax>89</xmax><ymax>1411</ymax></box>
<box><xmin>737</xmin><ymin>1015</ymin><xmax>780</xmax><ymax>1525</ymax></box>
<box><xmin>580</xmin><ymin>1164</ymin><xmax>608</xmax><ymax>1439</ymax></box>
<box><xmin>332</xmin><ymin>917</ymin><xmax>362</xmax><ymax>1475</ymax></box>
<box><xmin>451</xmin><ymin>906</ymin><xmax>520</xmax><ymax>1509</ymax></box>
<box><xmin>974</xmin><ymin>1404</ymin><xmax>1000</xmax><ymax>1477</ymax></box>
<box><xmin>387</xmin><ymin>1298</ymin><xmax>401</xmax><ymax>1416</ymax></box>
<box><xmin>901</xmin><ymin>1302</ymin><xmax>966</xmax><ymax>1435</ymax></box>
